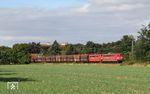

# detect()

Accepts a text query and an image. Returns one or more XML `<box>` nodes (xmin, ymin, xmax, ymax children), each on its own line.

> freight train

<box><xmin>31</xmin><ymin>53</ymin><xmax>124</xmax><ymax>63</ymax></box>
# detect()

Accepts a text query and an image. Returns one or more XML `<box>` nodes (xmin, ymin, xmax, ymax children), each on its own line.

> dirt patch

<box><xmin>147</xmin><ymin>64</ymin><xmax>150</xmax><ymax>67</ymax></box>
<box><xmin>120</xmin><ymin>62</ymin><xmax>150</xmax><ymax>67</ymax></box>
<box><xmin>132</xmin><ymin>64</ymin><xmax>147</xmax><ymax>67</ymax></box>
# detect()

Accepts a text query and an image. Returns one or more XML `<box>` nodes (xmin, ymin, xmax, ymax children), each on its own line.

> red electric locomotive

<box><xmin>88</xmin><ymin>54</ymin><xmax>102</xmax><ymax>63</ymax></box>
<box><xmin>101</xmin><ymin>53</ymin><xmax>124</xmax><ymax>63</ymax></box>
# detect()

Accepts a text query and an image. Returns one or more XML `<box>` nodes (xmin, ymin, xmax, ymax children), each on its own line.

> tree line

<box><xmin>0</xmin><ymin>23</ymin><xmax>150</xmax><ymax>64</ymax></box>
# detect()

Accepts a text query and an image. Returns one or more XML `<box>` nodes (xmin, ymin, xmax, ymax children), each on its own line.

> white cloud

<box><xmin>0</xmin><ymin>0</ymin><xmax>149</xmax><ymax>46</ymax></box>
<box><xmin>75</xmin><ymin>3</ymin><xmax>90</xmax><ymax>12</ymax></box>
<box><xmin>0</xmin><ymin>35</ymin><xmax>14</xmax><ymax>41</ymax></box>
<box><xmin>116</xmin><ymin>4</ymin><xmax>144</xmax><ymax>11</ymax></box>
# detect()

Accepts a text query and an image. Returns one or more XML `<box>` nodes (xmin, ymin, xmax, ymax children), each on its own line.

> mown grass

<box><xmin>0</xmin><ymin>63</ymin><xmax>150</xmax><ymax>94</ymax></box>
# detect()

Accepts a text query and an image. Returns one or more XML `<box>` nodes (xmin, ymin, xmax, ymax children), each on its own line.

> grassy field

<box><xmin>0</xmin><ymin>64</ymin><xmax>150</xmax><ymax>94</ymax></box>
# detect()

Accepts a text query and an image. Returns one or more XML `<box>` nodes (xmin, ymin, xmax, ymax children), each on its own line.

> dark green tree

<box><xmin>0</xmin><ymin>46</ymin><xmax>17</xmax><ymax>64</ymax></box>
<box><xmin>28</xmin><ymin>42</ymin><xmax>41</xmax><ymax>54</ymax></box>
<box><xmin>48</xmin><ymin>40</ymin><xmax>61</xmax><ymax>55</ymax></box>
<box><xmin>13</xmin><ymin>43</ymin><xmax>31</xmax><ymax>64</ymax></box>
<box><xmin>120</xmin><ymin>35</ymin><xmax>134</xmax><ymax>51</ymax></box>
<box><xmin>120</xmin><ymin>35</ymin><xmax>135</xmax><ymax>60</ymax></box>
<box><xmin>85</xmin><ymin>41</ymin><xmax>95</xmax><ymax>54</ymax></box>
<box><xmin>65</xmin><ymin>44</ymin><xmax>77</xmax><ymax>55</ymax></box>
<box><xmin>73</xmin><ymin>43</ymin><xmax>85</xmax><ymax>54</ymax></box>
<box><xmin>135</xmin><ymin>23</ymin><xmax>150</xmax><ymax>61</ymax></box>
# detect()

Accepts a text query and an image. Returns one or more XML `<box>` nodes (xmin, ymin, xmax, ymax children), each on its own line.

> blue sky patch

<box><xmin>0</xmin><ymin>0</ymin><xmax>85</xmax><ymax>9</ymax></box>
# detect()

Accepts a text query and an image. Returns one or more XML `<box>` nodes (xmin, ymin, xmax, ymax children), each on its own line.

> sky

<box><xmin>0</xmin><ymin>0</ymin><xmax>149</xmax><ymax>46</ymax></box>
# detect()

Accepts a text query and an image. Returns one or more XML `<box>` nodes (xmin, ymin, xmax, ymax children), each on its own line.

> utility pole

<box><xmin>131</xmin><ymin>39</ymin><xmax>134</xmax><ymax>60</ymax></box>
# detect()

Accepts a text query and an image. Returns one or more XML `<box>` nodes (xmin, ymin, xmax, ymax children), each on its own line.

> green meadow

<box><xmin>0</xmin><ymin>64</ymin><xmax>150</xmax><ymax>94</ymax></box>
